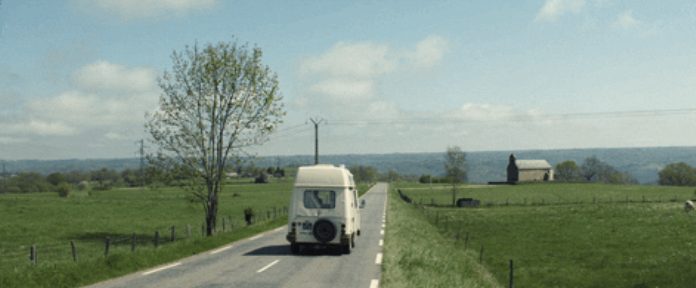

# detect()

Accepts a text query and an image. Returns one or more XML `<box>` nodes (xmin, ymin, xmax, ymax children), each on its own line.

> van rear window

<box><xmin>304</xmin><ymin>190</ymin><xmax>336</xmax><ymax>209</ymax></box>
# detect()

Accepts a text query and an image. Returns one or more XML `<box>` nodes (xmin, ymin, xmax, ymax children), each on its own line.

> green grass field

<box><xmin>0</xmin><ymin>178</ymin><xmax>295</xmax><ymax>287</ymax></box>
<box><xmin>394</xmin><ymin>182</ymin><xmax>696</xmax><ymax>287</ymax></box>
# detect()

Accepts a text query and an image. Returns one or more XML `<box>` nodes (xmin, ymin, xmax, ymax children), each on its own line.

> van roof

<box><xmin>294</xmin><ymin>164</ymin><xmax>353</xmax><ymax>188</ymax></box>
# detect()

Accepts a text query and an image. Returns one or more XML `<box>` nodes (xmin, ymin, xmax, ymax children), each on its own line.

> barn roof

<box><xmin>515</xmin><ymin>160</ymin><xmax>552</xmax><ymax>170</ymax></box>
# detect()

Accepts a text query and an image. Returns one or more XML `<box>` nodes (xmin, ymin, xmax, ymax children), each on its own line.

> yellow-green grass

<box><xmin>396</xmin><ymin>182</ymin><xmax>696</xmax><ymax>287</ymax></box>
<box><xmin>382</xmin><ymin>185</ymin><xmax>501</xmax><ymax>288</ymax></box>
<box><xmin>0</xmin><ymin>178</ymin><xmax>294</xmax><ymax>287</ymax></box>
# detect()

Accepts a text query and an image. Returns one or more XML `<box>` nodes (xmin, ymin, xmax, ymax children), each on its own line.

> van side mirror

<box><xmin>360</xmin><ymin>199</ymin><xmax>366</xmax><ymax>209</ymax></box>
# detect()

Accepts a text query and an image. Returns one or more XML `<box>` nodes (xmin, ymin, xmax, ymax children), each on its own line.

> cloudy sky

<box><xmin>1</xmin><ymin>0</ymin><xmax>696</xmax><ymax>160</ymax></box>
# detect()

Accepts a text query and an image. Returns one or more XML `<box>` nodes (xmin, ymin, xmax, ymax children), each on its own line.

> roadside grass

<box><xmin>382</xmin><ymin>185</ymin><xmax>501</xmax><ymax>288</ymax></box>
<box><xmin>397</xmin><ymin>182</ymin><xmax>696</xmax><ymax>287</ymax></box>
<box><xmin>0</xmin><ymin>178</ymin><xmax>294</xmax><ymax>288</ymax></box>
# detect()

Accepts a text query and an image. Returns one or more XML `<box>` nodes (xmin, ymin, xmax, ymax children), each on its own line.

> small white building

<box><xmin>507</xmin><ymin>154</ymin><xmax>554</xmax><ymax>183</ymax></box>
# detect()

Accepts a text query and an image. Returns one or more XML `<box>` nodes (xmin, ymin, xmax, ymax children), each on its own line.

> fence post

<box><xmin>170</xmin><ymin>226</ymin><xmax>176</xmax><ymax>242</ymax></box>
<box><xmin>131</xmin><ymin>233</ymin><xmax>136</xmax><ymax>252</ymax></box>
<box><xmin>155</xmin><ymin>231</ymin><xmax>160</xmax><ymax>248</ymax></box>
<box><xmin>464</xmin><ymin>232</ymin><xmax>469</xmax><ymax>250</ymax></box>
<box><xmin>104</xmin><ymin>237</ymin><xmax>111</xmax><ymax>257</ymax></box>
<box><xmin>71</xmin><ymin>240</ymin><xmax>77</xmax><ymax>262</ymax></box>
<box><xmin>509</xmin><ymin>259</ymin><xmax>514</xmax><ymax>288</ymax></box>
<box><xmin>30</xmin><ymin>245</ymin><xmax>37</xmax><ymax>265</ymax></box>
<box><xmin>479</xmin><ymin>245</ymin><xmax>484</xmax><ymax>264</ymax></box>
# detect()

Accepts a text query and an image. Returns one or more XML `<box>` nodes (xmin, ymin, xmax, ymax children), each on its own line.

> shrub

<box><xmin>56</xmin><ymin>182</ymin><xmax>71</xmax><ymax>198</ymax></box>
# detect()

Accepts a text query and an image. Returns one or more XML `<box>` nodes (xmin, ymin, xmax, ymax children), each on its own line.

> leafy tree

<box><xmin>46</xmin><ymin>172</ymin><xmax>66</xmax><ymax>186</ymax></box>
<box><xmin>350</xmin><ymin>165</ymin><xmax>378</xmax><ymax>183</ymax></box>
<box><xmin>555</xmin><ymin>160</ymin><xmax>581</xmax><ymax>182</ymax></box>
<box><xmin>580</xmin><ymin>156</ymin><xmax>636</xmax><ymax>184</ymax></box>
<box><xmin>659</xmin><ymin>162</ymin><xmax>696</xmax><ymax>186</ymax></box>
<box><xmin>56</xmin><ymin>182</ymin><xmax>71</xmax><ymax>198</ymax></box>
<box><xmin>419</xmin><ymin>174</ymin><xmax>432</xmax><ymax>184</ymax></box>
<box><xmin>445</xmin><ymin>146</ymin><xmax>467</xmax><ymax>206</ymax></box>
<box><xmin>147</xmin><ymin>40</ymin><xmax>284</xmax><ymax>236</ymax></box>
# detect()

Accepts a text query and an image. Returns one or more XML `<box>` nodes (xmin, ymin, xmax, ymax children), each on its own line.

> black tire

<box><xmin>313</xmin><ymin>219</ymin><xmax>337</xmax><ymax>243</ymax></box>
<box><xmin>290</xmin><ymin>243</ymin><xmax>299</xmax><ymax>254</ymax></box>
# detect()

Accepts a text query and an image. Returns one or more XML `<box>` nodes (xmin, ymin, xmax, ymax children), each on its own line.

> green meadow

<box><xmin>0</xmin><ymin>179</ymin><xmax>295</xmax><ymax>287</ymax></box>
<box><xmin>388</xmin><ymin>183</ymin><xmax>696</xmax><ymax>287</ymax></box>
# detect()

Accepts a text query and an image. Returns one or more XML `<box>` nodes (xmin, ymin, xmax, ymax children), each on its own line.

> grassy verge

<box><xmin>397</xmin><ymin>182</ymin><xmax>696</xmax><ymax>287</ymax></box>
<box><xmin>382</xmin><ymin>184</ymin><xmax>500</xmax><ymax>288</ymax></box>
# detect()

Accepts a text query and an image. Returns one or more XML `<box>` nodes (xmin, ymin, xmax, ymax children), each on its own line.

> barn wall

<box><xmin>518</xmin><ymin>169</ymin><xmax>551</xmax><ymax>182</ymax></box>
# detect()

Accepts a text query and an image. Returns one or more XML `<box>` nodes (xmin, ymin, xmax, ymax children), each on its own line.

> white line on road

<box><xmin>274</xmin><ymin>227</ymin><xmax>285</xmax><ymax>233</ymax></box>
<box><xmin>379</xmin><ymin>239</ymin><xmax>383</xmax><ymax>246</ymax></box>
<box><xmin>381</xmin><ymin>223</ymin><xmax>385</xmax><ymax>228</ymax></box>
<box><xmin>257</xmin><ymin>259</ymin><xmax>280</xmax><ymax>273</ymax></box>
<box><xmin>209</xmin><ymin>245</ymin><xmax>233</xmax><ymax>255</ymax></box>
<box><xmin>142</xmin><ymin>262</ymin><xmax>182</xmax><ymax>276</ymax></box>
<box><xmin>370</xmin><ymin>279</ymin><xmax>380</xmax><ymax>288</ymax></box>
<box><xmin>380</xmin><ymin>229</ymin><xmax>384</xmax><ymax>235</ymax></box>
<box><xmin>375</xmin><ymin>253</ymin><xmax>383</xmax><ymax>265</ymax></box>
<box><xmin>249</xmin><ymin>234</ymin><xmax>263</xmax><ymax>241</ymax></box>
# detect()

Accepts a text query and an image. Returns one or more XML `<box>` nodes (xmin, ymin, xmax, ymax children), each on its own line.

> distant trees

<box><xmin>551</xmin><ymin>157</ymin><xmax>636</xmax><ymax>184</ymax></box>
<box><xmin>658</xmin><ymin>162</ymin><xmax>696</xmax><ymax>186</ymax></box>
<box><xmin>445</xmin><ymin>146</ymin><xmax>467</xmax><ymax>206</ymax></box>
<box><xmin>350</xmin><ymin>165</ymin><xmax>379</xmax><ymax>183</ymax></box>
<box><xmin>555</xmin><ymin>160</ymin><xmax>582</xmax><ymax>182</ymax></box>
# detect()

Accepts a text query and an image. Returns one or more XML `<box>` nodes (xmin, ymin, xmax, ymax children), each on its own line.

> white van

<box><xmin>286</xmin><ymin>164</ymin><xmax>361</xmax><ymax>254</ymax></box>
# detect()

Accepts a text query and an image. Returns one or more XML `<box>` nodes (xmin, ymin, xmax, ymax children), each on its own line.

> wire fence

<box><xmin>0</xmin><ymin>206</ymin><xmax>288</xmax><ymax>268</ymax></box>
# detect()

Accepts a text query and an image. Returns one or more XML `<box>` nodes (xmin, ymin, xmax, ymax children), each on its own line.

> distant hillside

<box><xmin>3</xmin><ymin>147</ymin><xmax>696</xmax><ymax>184</ymax></box>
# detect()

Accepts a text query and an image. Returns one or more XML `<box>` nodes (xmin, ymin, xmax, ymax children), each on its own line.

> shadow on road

<box><xmin>244</xmin><ymin>245</ymin><xmax>343</xmax><ymax>257</ymax></box>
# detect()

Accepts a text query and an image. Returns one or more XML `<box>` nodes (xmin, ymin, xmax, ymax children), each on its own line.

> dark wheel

<box><xmin>290</xmin><ymin>243</ymin><xmax>299</xmax><ymax>254</ymax></box>
<box><xmin>312</xmin><ymin>219</ymin><xmax>337</xmax><ymax>243</ymax></box>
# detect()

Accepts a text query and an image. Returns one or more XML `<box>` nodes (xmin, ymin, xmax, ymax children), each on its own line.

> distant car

<box><xmin>286</xmin><ymin>164</ymin><xmax>361</xmax><ymax>254</ymax></box>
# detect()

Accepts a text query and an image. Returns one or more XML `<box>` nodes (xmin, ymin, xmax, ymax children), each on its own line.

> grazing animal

<box><xmin>685</xmin><ymin>200</ymin><xmax>695</xmax><ymax>212</ymax></box>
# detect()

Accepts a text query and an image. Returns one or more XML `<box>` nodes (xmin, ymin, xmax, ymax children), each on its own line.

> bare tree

<box><xmin>147</xmin><ymin>41</ymin><xmax>284</xmax><ymax>236</ymax></box>
<box><xmin>445</xmin><ymin>146</ymin><xmax>467</xmax><ymax>206</ymax></box>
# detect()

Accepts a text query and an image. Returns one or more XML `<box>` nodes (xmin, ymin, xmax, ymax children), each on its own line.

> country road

<box><xmin>85</xmin><ymin>182</ymin><xmax>389</xmax><ymax>288</ymax></box>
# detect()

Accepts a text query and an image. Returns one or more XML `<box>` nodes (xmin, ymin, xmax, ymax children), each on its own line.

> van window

<box><xmin>304</xmin><ymin>190</ymin><xmax>336</xmax><ymax>209</ymax></box>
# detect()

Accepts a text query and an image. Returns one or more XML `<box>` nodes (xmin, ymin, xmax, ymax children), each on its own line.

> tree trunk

<box><xmin>206</xmin><ymin>187</ymin><xmax>218</xmax><ymax>236</ymax></box>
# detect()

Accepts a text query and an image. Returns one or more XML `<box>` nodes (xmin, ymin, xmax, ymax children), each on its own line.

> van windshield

<box><xmin>304</xmin><ymin>190</ymin><xmax>336</xmax><ymax>209</ymax></box>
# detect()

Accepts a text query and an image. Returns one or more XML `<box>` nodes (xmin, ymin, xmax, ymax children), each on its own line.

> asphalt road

<box><xmin>85</xmin><ymin>182</ymin><xmax>389</xmax><ymax>288</ymax></box>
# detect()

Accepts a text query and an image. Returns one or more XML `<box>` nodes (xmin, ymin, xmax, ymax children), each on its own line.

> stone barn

<box><xmin>506</xmin><ymin>154</ymin><xmax>554</xmax><ymax>183</ymax></box>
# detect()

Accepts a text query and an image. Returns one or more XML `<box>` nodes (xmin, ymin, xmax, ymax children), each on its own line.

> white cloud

<box><xmin>300</xmin><ymin>42</ymin><xmax>394</xmax><ymax>79</ymax></box>
<box><xmin>74</xmin><ymin>61</ymin><xmax>156</xmax><ymax>93</ymax></box>
<box><xmin>405</xmin><ymin>35</ymin><xmax>450</xmax><ymax>68</ymax></box>
<box><xmin>2</xmin><ymin>61</ymin><xmax>158</xmax><ymax>139</ymax></box>
<box><xmin>296</xmin><ymin>35</ymin><xmax>449</xmax><ymax>118</ymax></box>
<box><xmin>74</xmin><ymin>0</ymin><xmax>217</xmax><ymax>20</ymax></box>
<box><xmin>447</xmin><ymin>103</ymin><xmax>542</xmax><ymax>122</ymax></box>
<box><xmin>612</xmin><ymin>10</ymin><xmax>640</xmax><ymax>29</ymax></box>
<box><xmin>309</xmin><ymin>79</ymin><xmax>375</xmax><ymax>103</ymax></box>
<box><xmin>535</xmin><ymin>0</ymin><xmax>586</xmax><ymax>22</ymax></box>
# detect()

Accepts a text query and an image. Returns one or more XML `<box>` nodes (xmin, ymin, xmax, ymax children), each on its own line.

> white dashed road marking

<box><xmin>257</xmin><ymin>259</ymin><xmax>280</xmax><ymax>273</ymax></box>
<box><xmin>249</xmin><ymin>234</ymin><xmax>263</xmax><ymax>241</ymax></box>
<box><xmin>142</xmin><ymin>262</ymin><xmax>182</xmax><ymax>276</ymax></box>
<box><xmin>209</xmin><ymin>245</ymin><xmax>233</xmax><ymax>255</ymax></box>
<box><xmin>370</xmin><ymin>279</ymin><xmax>380</xmax><ymax>288</ymax></box>
<box><xmin>379</xmin><ymin>239</ymin><xmax>383</xmax><ymax>246</ymax></box>
<box><xmin>375</xmin><ymin>253</ymin><xmax>383</xmax><ymax>265</ymax></box>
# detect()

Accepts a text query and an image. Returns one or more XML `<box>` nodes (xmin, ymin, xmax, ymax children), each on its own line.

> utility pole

<box><xmin>137</xmin><ymin>139</ymin><xmax>145</xmax><ymax>187</ymax></box>
<box><xmin>309</xmin><ymin>118</ymin><xmax>324</xmax><ymax>165</ymax></box>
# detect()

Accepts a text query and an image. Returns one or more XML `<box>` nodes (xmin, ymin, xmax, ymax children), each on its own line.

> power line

<box><xmin>323</xmin><ymin>107</ymin><xmax>696</xmax><ymax>126</ymax></box>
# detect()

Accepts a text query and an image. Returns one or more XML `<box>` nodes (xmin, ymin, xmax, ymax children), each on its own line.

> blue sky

<box><xmin>1</xmin><ymin>0</ymin><xmax>696</xmax><ymax>160</ymax></box>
